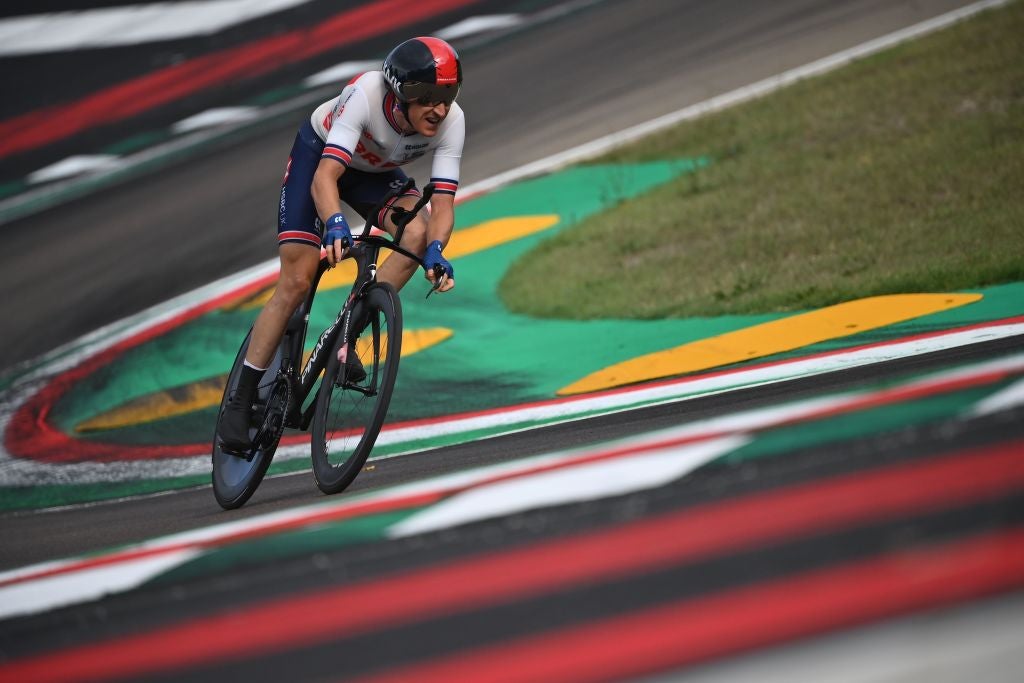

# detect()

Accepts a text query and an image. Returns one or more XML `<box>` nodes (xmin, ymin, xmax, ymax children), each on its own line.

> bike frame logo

<box><xmin>301</xmin><ymin>310</ymin><xmax>343</xmax><ymax>387</ymax></box>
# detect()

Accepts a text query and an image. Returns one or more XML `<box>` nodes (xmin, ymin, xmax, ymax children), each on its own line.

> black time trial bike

<box><xmin>211</xmin><ymin>180</ymin><xmax>441</xmax><ymax>509</ymax></box>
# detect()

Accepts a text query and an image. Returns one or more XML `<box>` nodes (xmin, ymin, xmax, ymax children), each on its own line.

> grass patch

<box><xmin>500</xmin><ymin>2</ymin><xmax>1024</xmax><ymax>318</ymax></box>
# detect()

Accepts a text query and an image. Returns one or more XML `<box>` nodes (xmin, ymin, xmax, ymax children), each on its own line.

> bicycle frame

<box><xmin>273</xmin><ymin>257</ymin><xmax>329</xmax><ymax>431</ymax></box>
<box><xmin>278</xmin><ymin>180</ymin><xmax>435</xmax><ymax>431</ymax></box>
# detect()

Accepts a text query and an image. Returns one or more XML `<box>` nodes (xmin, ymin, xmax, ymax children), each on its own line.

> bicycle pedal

<box><xmin>220</xmin><ymin>441</ymin><xmax>257</xmax><ymax>461</ymax></box>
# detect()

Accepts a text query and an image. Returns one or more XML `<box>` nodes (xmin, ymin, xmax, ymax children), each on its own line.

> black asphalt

<box><xmin>2</xmin><ymin>339</ymin><xmax>1021</xmax><ymax>674</ymax></box>
<box><xmin>2</xmin><ymin>1</ymin><xmax>1013</xmax><ymax>678</ymax></box>
<box><xmin>0</xmin><ymin>0</ymin><xmax>974</xmax><ymax>372</ymax></box>
<box><xmin>2</xmin><ymin>335</ymin><xmax>1019</xmax><ymax>570</ymax></box>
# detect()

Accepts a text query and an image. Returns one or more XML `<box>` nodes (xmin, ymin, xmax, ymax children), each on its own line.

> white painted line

<box><xmin>1</xmin><ymin>430</ymin><xmax>736</xmax><ymax>610</ymax></box>
<box><xmin>27</xmin><ymin>155</ymin><xmax>119</xmax><ymax>184</ymax></box>
<box><xmin>172</xmin><ymin>107</ymin><xmax>260</xmax><ymax>134</ymax></box>
<box><xmin>0</xmin><ymin>416</ymin><xmax>779</xmax><ymax>615</ymax></box>
<box><xmin>968</xmin><ymin>377</ymin><xmax>1024</xmax><ymax>417</ymax></box>
<box><xmin>303</xmin><ymin>60</ymin><xmax>381</xmax><ymax>89</ymax></box>
<box><xmin>0</xmin><ymin>399</ymin><xmax>842</xmax><ymax>590</ymax></box>
<box><xmin>435</xmin><ymin>15</ymin><xmax>524</xmax><ymax>41</ymax></box>
<box><xmin>0</xmin><ymin>548</ymin><xmax>201</xmax><ymax>620</ymax></box>
<box><xmin>5</xmin><ymin>352</ymin><xmax>1020</xmax><ymax>616</ymax></box>
<box><xmin>0</xmin><ymin>0</ymin><xmax>313</xmax><ymax>56</ymax></box>
<box><xmin>2</xmin><ymin>321</ymin><xmax>1022</xmax><ymax>486</ymax></box>
<box><xmin>2</xmin><ymin>0</ymin><xmax>1020</xmax><ymax>485</ymax></box>
<box><xmin>388</xmin><ymin>436</ymin><xmax>748</xmax><ymax>537</ymax></box>
<box><xmin>364</xmin><ymin>323</ymin><xmax>1024</xmax><ymax>448</ymax></box>
<box><xmin>0</xmin><ymin>0</ymin><xmax>1017</xmax><ymax>619</ymax></box>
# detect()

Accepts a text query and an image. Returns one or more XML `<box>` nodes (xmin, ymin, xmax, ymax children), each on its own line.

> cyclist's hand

<box><xmin>423</xmin><ymin>240</ymin><xmax>455</xmax><ymax>292</ymax></box>
<box><xmin>323</xmin><ymin>212</ymin><xmax>353</xmax><ymax>266</ymax></box>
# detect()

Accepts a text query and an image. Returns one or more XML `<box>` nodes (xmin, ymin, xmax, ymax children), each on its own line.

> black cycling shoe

<box><xmin>344</xmin><ymin>352</ymin><xmax>367</xmax><ymax>384</ymax></box>
<box><xmin>219</xmin><ymin>396</ymin><xmax>254</xmax><ymax>454</ymax></box>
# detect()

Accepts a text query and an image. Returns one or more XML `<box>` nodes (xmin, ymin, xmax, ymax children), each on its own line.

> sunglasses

<box><xmin>400</xmin><ymin>82</ymin><xmax>460</xmax><ymax>107</ymax></box>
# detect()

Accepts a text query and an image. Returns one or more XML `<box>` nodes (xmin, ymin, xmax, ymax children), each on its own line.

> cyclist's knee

<box><xmin>273</xmin><ymin>269</ymin><xmax>315</xmax><ymax>310</ymax></box>
<box><xmin>274</xmin><ymin>244</ymin><xmax>319</xmax><ymax>305</ymax></box>
<box><xmin>284</xmin><ymin>271</ymin><xmax>315</xmax><ymax>297</ymax></box>
<box><xmin>400</xmin><ymin>216</ymin><xmax>429</xmax><ymax>255</ymax></box>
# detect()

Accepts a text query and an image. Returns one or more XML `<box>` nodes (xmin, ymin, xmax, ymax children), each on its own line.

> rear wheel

<box><xmin>211</xmin><ymin>331</ymin><xmax>287</xmax><ymax>509</ymax></box>
<box><xmin>311</xmin><ymin>283</ymin><xmax>401</xmax><ymax>495</ymax></box>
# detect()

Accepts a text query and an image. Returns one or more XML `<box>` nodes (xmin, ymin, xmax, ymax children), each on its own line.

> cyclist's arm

<box><xmin>313</xmin><ymin>86</ymin><xmax>367</xmax><ymax>262</ymax></box>
<box><xmin>314</xmin><ymin>87</ymin><xmax>366</xmax><ymax>223</ymax></box>
<box><xmin>426</xmin><ymin>105</ymin><xmax>463</xmax><ymax>248</ymax></box>
<box><xmin>422</xmin><ymin>192</ymin><xmax>456</xmax><ymax>292</ymax></box>
<box><xmin>311</xmin><ymin>159</ymin><xmax>345</xmax><ymax>222</ymax></box>
<box><xmin>426</xmin><ymin>192</ymin><xmax>455</xmax><ymax>247</ymax></box>
<box><xmin>422</xmin><ymin>106</ymin><xmax>463</xmax><ymax>291</ymax></box>
<box><xmin>312</xmin><ymin>159</ymin><xmax>350</xmax><ymax>266</ymax></box>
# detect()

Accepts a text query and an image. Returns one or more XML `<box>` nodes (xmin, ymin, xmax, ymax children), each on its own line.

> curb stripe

<box><xmin>351</xmin><ymin>528</ymin><xmax>1024</xmax><ymax>683</ymax></box>
<box><xmin>283</xmin><ymin>319</ymin><xmax>1024</xmax><ymax>453</ymax></box>
<box><xmin>0</xmin><ymin>0</ymin><xmax>314</xmax><ymax>56</ymax></box>
<box><xmin>2</xmin><ymin>441</ymin><xmax>1021</xmax><ymax>680</ymax></box>
<box><xmin>2</xmin><ymin>273</ymin><xmax>279</xmax><ymax>462</ymax></box>
<box><xmin>8</xmin><ymin>354</ymin><xmax>1017</xmax><ymax>593</ymax></box>
<box><xmin>5</xmin><ymin>317</ymin><xmax>1023</xmax><ymax>465</ymax></box>
<box><xmin>0</xmin><ymin>490</ymin><xmax>445</xmax><ymax>594</ymax></box>
<box><xmin>335</xmin><ymin>316</ymin><xmax>1024</xmax><ymax>436</ymax></box>
<box><xmin>0</xmin><ymin>0</ymin><xmax>480</xmax><ymax>158</ymax></box>
<box><xmin>0</xmin><ymin>0</ymin><xmax>1007</xmax><ymax>225</ymax></box>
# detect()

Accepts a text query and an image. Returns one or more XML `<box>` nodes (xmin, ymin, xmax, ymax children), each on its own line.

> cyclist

<box><xmin>219</xmin><ymin>36</ymin><xmax>465</xmax><ymax>453</ymax></box>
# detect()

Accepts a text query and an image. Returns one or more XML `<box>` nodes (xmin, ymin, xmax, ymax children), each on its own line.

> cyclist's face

<box><xmin>406</xmin><ymin>100</ymin><xmax>449</xmax><ymax>137</ymax></box>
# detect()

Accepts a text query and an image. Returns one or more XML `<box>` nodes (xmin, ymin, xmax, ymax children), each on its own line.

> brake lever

<box><xmin>425</xmin><ymin>267</ymin><xmax>448</xmax><ymax>299</ymax></box>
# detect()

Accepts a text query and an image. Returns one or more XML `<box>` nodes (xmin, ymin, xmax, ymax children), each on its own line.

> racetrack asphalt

<box><xmin>0</xmin><ymin>0</ymin><xmax>976</xmax><ymax>372</ymax></box>
<box><xmin>2</xmin><ymin>0</ymin><xmax>1021</xmax><ymax>680</ymax></box>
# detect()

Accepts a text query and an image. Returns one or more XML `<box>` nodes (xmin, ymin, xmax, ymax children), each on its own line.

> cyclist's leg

<box><xmin>249</xmin><ymin>119</ymin><xmax>326</xmax><ymax>369</ymax></box>
<box><xmin>340</xmin><ymin>169</ymin><xmax>424</xmax><ymax>292</ymax></box>
<box><xmin>247</xmin><ymin>244</ymin><xmax>320</xmax><ymax>365</ymax></box>
<box><xmin>221</xmin><ymin>251</ymin><xmax>321</xmax><ymax>450</ymax></box>
<box><xmin>221</xmin><ymin>122</ymin><xmax>324</xmax><ymax>450</ymax></box>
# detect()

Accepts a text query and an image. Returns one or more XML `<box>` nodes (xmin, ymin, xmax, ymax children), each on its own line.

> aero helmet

<box><xmin>382</xmin><ymin>37</ymin><xmax>462</xmax><ymax>107</ymax></box>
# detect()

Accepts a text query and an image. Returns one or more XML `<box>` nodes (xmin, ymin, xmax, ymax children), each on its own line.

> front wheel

<box><xmin>311</xmin><ymin>283</ymin><xmax>402</xmax><ymax>495</ymax></box>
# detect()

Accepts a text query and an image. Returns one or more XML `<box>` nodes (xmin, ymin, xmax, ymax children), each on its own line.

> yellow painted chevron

<box><xmin>557</xmin><ymin>293</ymin><xmax>983</xmax><ymax>396</ymax></box>
<box><xmin>76</xmin><ymin>327</ymin><xmax>454</xmax><ymax>432</ymax></box>
<box><xmin>240</xmin><ymin>215</ymin><xmax>560</xmax><ymax>309</ymax></box>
